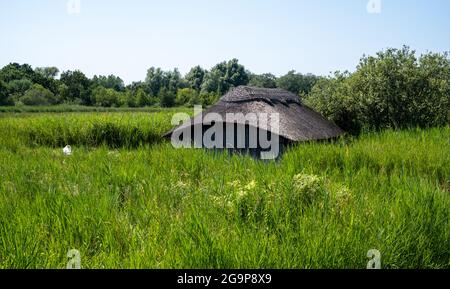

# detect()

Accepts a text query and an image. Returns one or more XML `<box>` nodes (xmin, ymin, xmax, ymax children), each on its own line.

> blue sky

<box><xmin>1</xmin><ymin>0</ymin><xmax>449</xmax><ymax>84</ymax></box>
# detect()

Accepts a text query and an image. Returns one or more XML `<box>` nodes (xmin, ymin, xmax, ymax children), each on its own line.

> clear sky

<box><xmin>1</xmin><ymin>0</ymin><xmax>449</xmax><ymax>84</ymax></box>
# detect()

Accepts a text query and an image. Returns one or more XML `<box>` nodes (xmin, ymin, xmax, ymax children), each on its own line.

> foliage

<box><xmin>176</xmin><ymin>88</ymin><xmax>198</xmax><ymax>106</ymax></box>
<box><xmin>199</xmin><ymin>92</ymin><xmax>219</xmax><ymax>106</ymax></box>
<box><xmin>145</xmin><ymin>67</ymin><xmax>182</xmax><ymax>99</ymax></box>
<box><xmin>0</xmin><ymin>80</ymin><xmax>12</xmax><ymax>105</ymax></box>
<box><xmin>305</xmin><ymin>72</ymin><xmax>361</xmax><ymax>134</ymax></box>
<box><xmin>135</xmin><ymin>88</ymin><xmax>154</xmax><ymax>107</ymax></box>
<box><xmin>6</xmin><ymin>78</ymin><xmax>33</xmax><ymax>97</ymax></box>
<box><xmin>60</xmin><ymin>70</ymin><xmax>92</xmax><ymax>105</ymax></box>
<box><xmin>306</xmin><ymin>46</ymin><xmax>450</xmax><ymax>133</ymax></box>
<box><xmin>201</xmin><ymin>59</ymin><xmax>249</xmax><ymax>95</ymax></box>
<box><xmin>20</xmin><ymin>84</ymin><xmax>58</xmax><ymax>106</ymax></box>
<box><xmin>159</xmin><ymin>87</ymin><xmax>176</xmax><ymax>107</ymax></box>
<box><xmin>185</xmin><ymin>66</ymin><xmax>206</xmax><ymax>92</ymax></box>
<box><xmin>248</xmin><ymin>73</ymin><xmax>277</xmax><ymax>88</ymax></box>
<box><xmin>92</xmin><ymin>75</ymin><xmax>125</xmax><ymax>92</ymax></box>
<box><xmin>126</xmin><ymin>81</ymin><xmax>147</xmax><ymax>94</ymax></box>
<box><xmin>0</xmin><ymin>63</ymin><xmax>36</xmax><ymax>83</ymax></box>
<box><xmin>34</xmin><ymin>67</ymin><xmax>59</xmax><ymax>79</ymax></box>
<box><xmin>277</xmin><ymin>70</ymin><xmax>319</xmax><ymax>95</ymax></box>
<box><xmin>0</xmin><ymin>47</ymin><xmax>448</xmax><ymax>134</ymax></box>
<box><xmin>0</xmin><ymin>63</ymin><xmax>58</xmax><ymax>95</ymax></box>
<box><xmin>91</xmin><ymin>86</ymin><xmax>120</xmax><ymax>107</ymax></box>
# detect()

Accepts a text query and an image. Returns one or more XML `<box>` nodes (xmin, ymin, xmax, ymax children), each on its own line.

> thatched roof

<box><xmin>164</xmin><ymin>86</ymin><xmax>344</xmax><ymax>142</ymax></box>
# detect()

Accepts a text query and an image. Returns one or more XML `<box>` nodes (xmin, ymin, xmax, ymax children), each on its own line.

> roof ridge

<box><xmin>221</xmin><ymin>85</ymin><xmax>301</xmax><ymax>104</ymax></box>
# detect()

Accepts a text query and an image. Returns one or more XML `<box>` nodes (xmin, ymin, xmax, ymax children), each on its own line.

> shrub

<box><xmin>176</xmin><ymin>88</ymin><xmax>198</xmax><ymax>106</ymax></box>
<box><xmin>0</xmin><ymin>80</ymin><xmax>13</xmax><ymax>105</ymax></box>
<box><xmin>199</xmin><ymin>92</ymin><xmax>219</xmax><ymax>106</ymax></box>
<box><xmin>117</xmin><ymin>90</ymin><xmax>135</xmax><ymax>107</ymax></box>
<box><xmin>20</xmin><ymin>84</ymin><xmax>58</xmax><ymax>106</ymax></box>
<box><xmin>305</xmin><ymin>72</ymin><xmax>361</xmax><ymax>134</ymax></box>
<box><xmin>134</xmin><ymin>88</ymin><xmax>148</xmax><ymax>107</ymax></box>
<box><xmin>306</xmin><ymin>46</ymin><xmax>450</xmax><ymax>133</ymax></box>
<box><xmin>6</xmin><ymin>78</ymin><xmax>32</xmax><ymax>96</ymax></box>
<box><xmin>276</xmin><ymin>70</ymin><xmax>318</xmax><ymax>95</ymax></box>
<box><xmin>91</xmin><ymin>86</ymin><xmax>120</xmax><ymax>107</ymax></box>
<box><xmin>159</xmin><ymin>88</ymin><xmax>176</xmax><ymax>107</ymax></box>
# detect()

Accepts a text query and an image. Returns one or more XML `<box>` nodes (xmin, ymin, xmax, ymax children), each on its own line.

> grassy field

<box><xmin>0</xmin><ymin>105</ymin><xmax>189</xmax><ymax>114</ymax></box>
<box><xmin>0</xmin><ymin>111</ymin><xmax>449</xmax><ymax>269</ymax></box>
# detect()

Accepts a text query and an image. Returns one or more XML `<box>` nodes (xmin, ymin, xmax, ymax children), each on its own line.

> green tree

<box><xmin>201</xmin><ymin>62</ymin><xmax>227</xmax><ymax>94</ymax></box>
<box><xmin>91</xmin><ymin>86</ymin><xmax>120</xmax><ymax>107</ymax></box>
<box><xmin>201</xmin><ymin>59</ymin><xmax>249</xmax><ymax>95</ymax></box>
<box><xmin>135</xmin><ymin>88</ymin><xmax>151</xmax><ymax>107</ymax></box>
<box><xmin>0</xmin><ymin>63</ymin><xmax>59</xmax><ymax>95</ymax></box>
<box><xmin>58</xmin><ymin>83</ymin><xmax>70</xmax><ymax>102</ymax></box>
<box><xmin>0</xmin><ymin>80</ymin><xmax>13</xmax><ymax>106</ymax></box>
<box><xmin>225</xmin><ymin>58</ymin><xmax>249</xmax><ymax>88</ymax></box>
<box><xmin>277</xmin><ymin>71</ymin><xmax>318</xmax><ymax>95</ymax></box>
<box><xmin>248</xmin><ymin>73</ymin><xmax>277</xmax><ymax>88</ymax></box>
<box><xmin>20</xmin><ymin>84</ymin><xmax>58</xmax><ymax>106</ymax></box>
<box><xmin>118</xmin><ymin>90</ymin><xmax>136</xmax><ymax>107</ymax></box>
<box><xmin>34</xmin><ymin>67</ymin><xmax>59</xmax><ymax>79</ymax></box>
<box><xmin>165</xmin><ymin>68</ymin><xmax>182</xmax><ymax>97</ymax></box>
<box><xmin>0</xmin><ymin>63</ymin><xmax>35</xmax><ymax>83</ymax></box>
<box><xmin>92</xmin><ymin>75</ymin><xmax>125</xmax><ymax>92</ymax></box>
<box><xmin>199</xmin><ymin>92</ymin><xmax>219</xmax><ymax>106</ymax></box>
<box><xmin>415</xmin><ymin>51</ymin><xmax>450</xmax><ymax>126</ymax></box>
<box><xmin>305</xmin><ymin>72</ymin><xmax>360</xmax><ymax>133</ymax></box>
<box><xmin>306</xmin><ymin>46</ymin><xmax>450</xmax><ymax>132</ymax></box>
<box><xmin>145</xmin><ymin>67</ymin><xmax>164</xmax><ymax>97</ymax></box>
<box><xmin>127</xmin><ymin>81</ymin><xmax>147</xmax><ymax>97</ymax></box>
<box><xmin>185</xmin><ymin>66</ymin><xmax>206</xmax><ymax>92</ymax></box>
<box><xmin>7</xmin><ymin>78</ymin><xmax>33</xmax><ymax>98</ymax></box>
<box><xmin>60</xmin><ymin>70</ymin><xmax>92</xmax><ymax>105</ymax></box>
<box><xmin>176</xmin><ymin>88</ymin><xmax>198</xmax><ymax>106</ymax></box>
<box><xmin>159</xmin><ymin>87</ymin><xmax>175</xmax><ymax>107</ymax></box>
<box><xmin>145</xmin><ymin>67</ymin><xmax>183</xmax><ymax>98</ymax></box>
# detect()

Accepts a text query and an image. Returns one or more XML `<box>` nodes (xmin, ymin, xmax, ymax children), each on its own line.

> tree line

<box><xmin>0</xmin><ymin>46</ymin><xmax>448</xmax><ymax>132</ymax></box>
<box><xmin>0</xmin><ymin>59</ymin><xmax>318</xmax><ymax>108</ymax></box>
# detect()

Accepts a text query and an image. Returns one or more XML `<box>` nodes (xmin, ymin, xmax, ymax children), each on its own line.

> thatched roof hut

<box><xmin>165</xmin><ymin>86</ymin><xmax>344</xmax><ymax>159</ymax></box>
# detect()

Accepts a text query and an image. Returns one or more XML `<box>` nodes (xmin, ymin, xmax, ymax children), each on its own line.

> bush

<box><xmin>91</xmin><ymin>86</ymin><xmax>120</xmax><ymax>107</ymax></box>
<box><xmin>305</xmin><ymin>72</ymin><xmax>361</xmax><ymax>134</ymax></box>
<box><xmin>20</xmin><ymin>84</ymin><xmax>58</xmax><ymax>106</ymax></box>
<box><xmin>135</xmin><ymin>88</ymin><xmax>157</xmax><ymax>107</ymax></box>
<box><xmin>0</xmin><ymin>80</ymin><xmax>13</xmax><ymax>105</ymax></box>
<box><xmin>176</xmin><ymin>88</ymin><xmax>198</xmax><ymax>106</ymax></box>
<box><xmin>6</xmin><ymin>78</ymin><xmax>32</xmax><ymax>96</ymax></box>
<box><xmin>306</xmin><ymin>46</ymin><xmax>450</xmax><ymax>133</ymax></box>
<box><xmin>277</xmin><ymin>71</ymin><xmax>319</xmax><ymax>95</ymax></box>
<box><xmin>199</xmin><ymin>92</ymin><xmax>219</xmax><ymax>106</ymax></box>
<box><xmin>159</xmin><ymin>88</ymin><xmax>175</xmax><ymax>107</ymax></box>
<box><xmin>248</xmin><ymin>73</ymin><xmax>277</xmax><ymax>88</ymax></box>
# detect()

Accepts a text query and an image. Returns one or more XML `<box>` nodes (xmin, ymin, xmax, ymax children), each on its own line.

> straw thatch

<box><xmin>164</xmin><ymin>86</ymin><xmax>344</xmax><ymax>142</ymax></box>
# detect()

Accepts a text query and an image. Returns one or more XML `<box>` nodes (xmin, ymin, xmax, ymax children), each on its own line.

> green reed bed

<box><xmin>0</xmin><ymin>112</ymin><xmax>448</xmax><ymax>268</ymax></box>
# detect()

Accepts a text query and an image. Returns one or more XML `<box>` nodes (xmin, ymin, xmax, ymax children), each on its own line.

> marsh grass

<box><xmin>0</xmin><ymin>105</ymin><xmax>188</xmax><ymax>114</ymax></box>
<box><xmin>0</xmin><ymin>112</ymin><xmax>184</xmax><ymax>148</ymax></box>
<box><xmin>0</xmin><ymin>112</ymin><xmax>448</xmax><ymax>268</ymax></box>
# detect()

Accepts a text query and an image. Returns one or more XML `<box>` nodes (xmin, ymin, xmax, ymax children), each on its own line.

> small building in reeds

<box><xmin>164</xmin><ymin>86</ymin><xmax>344</xmax><ymax>159</ymax></box>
